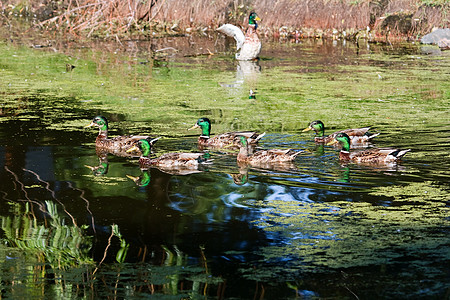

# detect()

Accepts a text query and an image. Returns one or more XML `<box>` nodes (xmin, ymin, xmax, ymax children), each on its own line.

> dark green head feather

<box><xmin>93</xmin><ymin>116</ymin><xmax>108</xmax><ymax>131</ymax></box>
<box><xmin>137</xmin><ymin>139</ymin><xmax>152</xmax><ymax>157</ymax></box>
<box><xmin>334</xmin><ymin>132</ymin><xmax>351</xmax><ymax>151</ymax></box>
<box><xmin>248</xmin><ymin>12</ymin><xmax>261</xmax><ymax>28</ymax></box>
<box><xmin>310</xmin><ymin>120</ymin><xmax>325</xmax><ymax>136</ymax></box>
<box><xmin>196</xmin><ymin>117</ymin><xmax>212</xmax><ymax>137</ymax></box>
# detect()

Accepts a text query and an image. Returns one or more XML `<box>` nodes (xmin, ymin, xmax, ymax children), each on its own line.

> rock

<box><xmin>421</xmin><ymin>28</ymin><xmax>450</xmax><ymax>49</ymax></box>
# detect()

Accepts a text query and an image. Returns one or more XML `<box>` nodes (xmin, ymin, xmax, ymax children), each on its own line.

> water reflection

<box><xmin>219</xmin><ymin>60</ymin><xmax>261</xmax><ymax>97</ymax></box>
<box><xmin>0</xmin><ymin>36</ymin><xmax>449</xmax><ymax>299</ymax></box>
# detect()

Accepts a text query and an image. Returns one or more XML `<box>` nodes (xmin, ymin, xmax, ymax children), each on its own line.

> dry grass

<box><xmin>1</xmin><ymin>0</ymin><xmax>449</xmax><ymax>39</ymax></box>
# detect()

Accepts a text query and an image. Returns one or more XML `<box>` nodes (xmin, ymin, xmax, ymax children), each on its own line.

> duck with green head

<box><xmin>236</xmin><ymin>136</ymin><xmax>301</xmax><ymax>166</ymax></box>
<box><xmin>189</xmin><ymin>117</ymin><xmax>265</xmax><ymax>149</ymax></box>
<box><xmin>217</xmin><ymin>12</ymin><xmax>262</xmax><ymax>60</ymax></box>
<box><xmin>127</xmin><ymin>139</ymin><xmax>211</xmax><ymax>171</ymax></box>
<box><xmin>328</xmin><ymin>132</ymin><xmax>410</xmax><ymax>164</ymax></box>
<box><xmin>85</xmin><ymin>116</ymin><xmax>159</xmax><ymax>155</ymax></box>
<box><xmin>302</xmin><ymin>120</ymin><xmax>379</xmax><ymax>145</ymax></box>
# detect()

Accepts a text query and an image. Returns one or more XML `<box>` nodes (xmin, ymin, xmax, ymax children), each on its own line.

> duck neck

<box><xmin>246</xmin><ymin>25</ymin><xmax>257</xmax><ymax>35</ymax></box>
<box><xmin>97</xmin><ymin>124</ymin><xmax>108</xmax><ymax>139</ymax></box>
<box><xmin>139</xmin><ymin>156</ymin><xmax>155</xmax><ymax>166</ymax></box>
<box><xmin>339</xmin><ymin>151</ymin><xmax>350</xmax><ymax>161</ymax></box>
<box><xmin>200</xmin><ymin>124</ymin><xmax>210</xmax><ymax>138</ymax></box>
<box><xmin>315</xmin><ymin>127</ymin><xmax>325</xmax><ymax>137</ymax></box>
<box><xmin>340</xmin><ymin>139</ymin><xmax>351</xmax><ymax>152</ymax></box>
<box><xmin>237</xmin><ymin>145</ymin><xmax>249</xmax><ymax>162</ymax></box>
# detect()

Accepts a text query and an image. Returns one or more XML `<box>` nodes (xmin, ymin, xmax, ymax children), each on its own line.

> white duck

<box><xmin>217</xmin><ymin>12</ymin><xmax>262</xmax><ymax>60</ymax></box>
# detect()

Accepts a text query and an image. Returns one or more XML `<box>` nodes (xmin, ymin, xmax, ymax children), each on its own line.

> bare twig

<box><xmin>92</xmin><ymin>225</ymin><xmax>114</xmax><ymax>277</ymax></box>
<box><xmin>23</xmin><ymin>168</ymin><xmax>78</xmax><ymax>227</ymax></box>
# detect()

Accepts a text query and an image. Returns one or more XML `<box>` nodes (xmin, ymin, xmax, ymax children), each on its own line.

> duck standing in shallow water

<box><xmin>302</xmin><ymin>120</ymin><xmax>379</xmax><ymax>145</ymax></box>
<box><xmin>327</xmin><ymin>132</ymin><xmax>410</xmax><ymax>164</ymax></box>
<box><xmin>127</xmin><ymin>139</ymin><xmax>211</xmax><ymax>171</ymax></box>
<box><xmin>85</xmin><ymin>116</ymin><xmax>159</xmax><ymax>156</ymax></box>
<box><xmin>188</xmin><ymin>117</ymin><xmax>265</xmax><ymax>149</ymax></box>
<box><xmin>217</xmin><ymin>12</ymin><xmax>262</xmax><ymax>60</ymax></box>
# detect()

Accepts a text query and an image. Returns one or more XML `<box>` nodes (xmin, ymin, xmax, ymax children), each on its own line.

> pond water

<box><xmin>0</xmin><ymin>34</ymin><xmax>449</xmax><ymax>299</ymax></box>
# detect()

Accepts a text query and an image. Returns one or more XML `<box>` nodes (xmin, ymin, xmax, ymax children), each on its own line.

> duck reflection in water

<box><xmin>219</xmin><ymin>60</ymin><xmax>261</xmax><ymax>99</ymax></box>
<box><xmin>84</xmin><ymin>139</ymin><xmax>157</xmax><ymax>177</ymax></box>
<box><xmin>230</xmin><ymin>167</ymin><xmax>250</xmax><ymax>185</ymax></box>
<box><xmin>84</xmin><ymin>149</ymin><xmax>112</xmax><ymax>176</ymax></box>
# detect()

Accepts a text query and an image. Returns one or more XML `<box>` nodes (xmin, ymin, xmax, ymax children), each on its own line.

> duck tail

<box><xmin>291</xmin><ymin>150</ymin><xmax>305</xmax><ymax>158</ymax></box>
<box><xmin>391</xmin><ymin>149</ymin><xmax>411</xmax><ymax>159</ymax></box>
<box><xmin>366</xmin><ymin>132</ymin><xmax>380</xmax><ymax>141</ymax></box>
<box><xmin>147</xmin><ymin>136</ymin><xmax>161</xmax><ymax>146</ymax></box>
<box><xmin>254</xmin><ymin>132</ymin><xmax>266</xmax><ymax>142</ymax></box>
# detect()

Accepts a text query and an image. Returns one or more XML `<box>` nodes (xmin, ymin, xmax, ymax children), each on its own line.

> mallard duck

<box><xmin>327</xmin><ymin>132</ymin><xmax>410</xmax><ymax>164</ymax></box>
<box><xmin>217</xmin><ymin>12</ymin><xmax>261</xmax><ymax>60</ymax></box>
<box><xmin>302</xmin><ymin>120</ymin><xmax>379</xmax><ymax>144</ymax></box>
<box><xmin>85</xmin><ymin>116</ymin><xmax>159</xmax><ymax>155</ymax></box>
<box><xmin>127</xmin><ymin>139</ymin><xmax>211</xmax><ymax>170</ymax></box>
<box><xmin>236</xmin><ymin>136</ymin><xmax>301</xmax><ymax>165</ymax></box>
<box><xmin>188</xmin><ymin>117</ymin><xmax>265</xmax><ymax>149</ymax></box>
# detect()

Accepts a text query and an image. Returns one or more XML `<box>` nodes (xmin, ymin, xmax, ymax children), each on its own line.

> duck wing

<box><xmin>350</xmin><ymin>148</ymin><xmax>410</xmax><ymax>163</ymax></box>
<box><xmin>154</xmin><ymin>152</ymin><xmax>210</xmax><ymax>168</ymax></box>
<box><xmin>208</xmin><ymin>131</ymin><xmax>265</xmax><ymax>148</ymax></box>
<box><xmin>217</xmin><ymin>24</ymin><xmax>245</xmax><ymax>50</ymax></box>
<box><xmin>250</xmin><ymin>149</ymin><xmax>301</xmax><ymax>163</ymax></box>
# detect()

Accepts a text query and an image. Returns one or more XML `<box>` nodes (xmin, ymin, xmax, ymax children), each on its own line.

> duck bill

<box><xmin>326</xmin><ymin>139</ymin><xmax>338</xmax><ymax>146</ymax></box>
<box><xmin>126</xmin><ymin>174</ymin><xmax>139</xmax><ymax>182</ymax></box>
<box><xmin>302</xmin><ymin>127</ymin><xmax>312</xmax><ymax>132</ymax></box>
<box><xmin>188</xmin><ymin>124</ymin><xmax>200</xmax><ymax>131</ymax></box>
<box><xmin>84</xmin><ymin>165</ymin><xmax>95</xmax><ymax>171</ymax></box>
<box><xmin>126</xmin><ymin>145</ymin><xmax>140</xmax><ymax>153</ymax></box>
<box><xmin>84</xmin><ymin>122</ymin><xmax>96</xmax><ymax>128</ymax></box>
<box><xmin>255</xmin><ymin>16</ymin><xmax>261</xmax><ymax>21</ymax></box>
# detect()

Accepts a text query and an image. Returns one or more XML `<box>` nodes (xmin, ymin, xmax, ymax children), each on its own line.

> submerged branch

<box><xmin>92</xmin><ymin>225</ymin><xmax>114</xmax><ymax>277</ymax></box>
<box><xmin>23</xmin><ymin>168</ymin><xmax>78</xmax><ymax>227</ymax></box>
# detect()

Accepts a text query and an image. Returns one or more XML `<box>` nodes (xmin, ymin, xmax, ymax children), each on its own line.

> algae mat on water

<box><xmin>1</xmin><ymin>40</ymin><xmax>449</xmax><ymax>138</ymax></box>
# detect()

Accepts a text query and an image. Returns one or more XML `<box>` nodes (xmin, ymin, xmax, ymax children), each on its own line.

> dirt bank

<box><xmin>1</xmin><ymin>0</ymin><xmax>449</xmax><ymax>41</ymax></box>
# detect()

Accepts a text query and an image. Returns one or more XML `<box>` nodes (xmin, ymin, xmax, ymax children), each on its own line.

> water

<box><xmin>0</xmin><ymin>35</ymin><xmax>449</xmax><ymax>299</ymax></box>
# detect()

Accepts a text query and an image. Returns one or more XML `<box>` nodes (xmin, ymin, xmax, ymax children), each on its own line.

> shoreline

<box><xmin>1</xmin><ymin>0</ymin><xmax>448</xmax><ymax>43</ymax></box>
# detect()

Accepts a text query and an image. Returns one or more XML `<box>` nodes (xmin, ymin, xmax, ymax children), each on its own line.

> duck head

<box><xmin>327</xmin><ymin>132</ymin><xmax>351</xmax><ymax>152</ymax></box>
<box><xmin>189</xmin><ymin>117</ymin><xmax>212</xmax><ymax>138</ymax></box>
<box><xmin>127</xmin><ymin>139</ymin><xmax>152</xmax><ymax>157</ymax></box>
<box><xmin>248</xmin><ymin>12</ymin><xmax>261</xmax><ymax>29</ymax></box>
<box><xmin>302</xmin><ymin>120</ymin><xmax>325</xmax><ymax>137</ymax></box>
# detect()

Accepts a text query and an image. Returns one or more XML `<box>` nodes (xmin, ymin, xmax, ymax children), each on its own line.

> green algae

<box><xmin>1</xmin><ymin>40</ymin><xmax>448</xmax><ymax>139</ymax></box>
<box><xmin>246</xmin><ymin>188</ymin><xmax>448</xmax><ymax>273</ymax></box>
<box><xmin>0</xmin><ymin>37</ymin><xmax>449</xmax><ymax>298</ymax></box>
